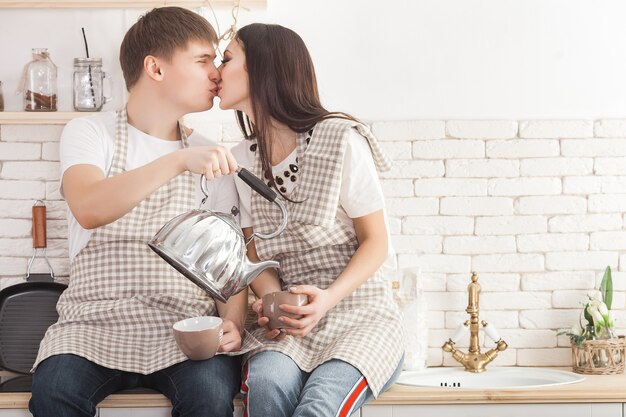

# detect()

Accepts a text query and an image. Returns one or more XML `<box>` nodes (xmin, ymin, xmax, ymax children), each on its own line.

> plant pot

<box><xmin>571</xmin><ymin>335</ymin><xmax>626</xmax><ymax>375</ymax></box>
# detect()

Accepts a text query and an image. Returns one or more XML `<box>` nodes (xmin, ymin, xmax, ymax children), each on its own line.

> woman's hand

<box><xmin>218</xmin><ymin>319</ymin><xmax>243</xmax><ymax>352</ymax></box>
<box><xmin>278</xmin><ymin>285</ymin><xmax>334</xmax><ymax>338</ymax></box>
<box><xmin>251</xmin><ymin>298</ymin><xmax>286</xmax><ymax>341</ymax></box>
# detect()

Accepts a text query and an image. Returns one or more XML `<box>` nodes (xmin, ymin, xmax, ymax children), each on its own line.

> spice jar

<box><xmin>0</xmin><ymin>81</ymin><xmax>4</xmax><ymax>112</ymax></box>
<box><xmin>72</xmin><ymin>58</ymin><xmax>111</xmax><ymax>112</ymax></box>
<box><xmin>23</xmin><ymin>48</ymin><xmax>58</xmax><ymax>112</ymax></box>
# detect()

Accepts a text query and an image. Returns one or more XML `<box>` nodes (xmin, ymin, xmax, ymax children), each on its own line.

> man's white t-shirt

<box><xmin>60</xmin><ymin>111</ymin><xmax>236</xmax><ymax>260</ymax></box>
<box><xmin>230</xmin><ymin>129</ymin><xmax>396</xmax><ymax>269</ymax></box>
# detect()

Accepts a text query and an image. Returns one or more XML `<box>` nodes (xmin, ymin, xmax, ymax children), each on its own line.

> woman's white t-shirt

<box><xmin>59</xmin><ymin>111</ymin><xmax>236</xmax><ymax>260</ymax></box>
<box><xmin>230</xmin><ymin>129</ymin><xmax>395</xmax><ymax>267</ymax></box>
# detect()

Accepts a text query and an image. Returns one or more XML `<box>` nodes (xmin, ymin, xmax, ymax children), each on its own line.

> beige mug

<box><xmin>173</xmin><ymin>316</ymin><xmax>223</xmax><ymax>360</ymax></box>
<box><xmin>262</xmin><ymin>291</ymin><xmax>309</xmax><ymax>330</ymax></box>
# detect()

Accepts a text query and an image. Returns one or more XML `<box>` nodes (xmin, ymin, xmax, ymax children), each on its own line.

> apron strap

<box><xmin>110</xmin><ymin>108</ymin><xmax>129</xmax><ymax>176</ymax></box>
<box><xmin>110</xmin><ymin>107</ymin><xmax>189</xmax><ymax>176</ymax></box>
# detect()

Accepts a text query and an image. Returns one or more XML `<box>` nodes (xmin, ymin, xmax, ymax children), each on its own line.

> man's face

<box><xmin>159</xmin><ymin>40</ymin><xmax>221</xmax><ymax>113</ymax></box>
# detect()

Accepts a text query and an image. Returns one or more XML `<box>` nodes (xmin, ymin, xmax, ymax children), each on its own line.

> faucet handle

<box><xmin>482</xmin><ymin>320</ymin><xmax>501</xmax><ymax>342</ymax></box>
<box><xmin>451</xmin><ymin>322</ymin><xmax>469</xmax><ymax>343</ymax></box>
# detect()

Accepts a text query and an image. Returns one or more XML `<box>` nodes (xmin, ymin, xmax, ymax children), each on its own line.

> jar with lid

<box><xmin>73</xmin><ymin>58</ymin><xmax>112</xmax><ymax>112</ymax></box>
<box><xmin>23</xmin><ymin>48</ymin><xmax>58</xmax><ymax>112</ymax></box>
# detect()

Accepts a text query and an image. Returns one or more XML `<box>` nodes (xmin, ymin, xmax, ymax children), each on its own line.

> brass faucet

<box><xmin>442</xmin><ymin>272</ymin><xmax>508</xmax><ymax>372</ymax></box>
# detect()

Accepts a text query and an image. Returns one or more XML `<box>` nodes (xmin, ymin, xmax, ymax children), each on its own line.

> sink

<box><xmin>396</xmin><ymin>367</ymin><xmax>585</xmax><ymax>389</ymax></box>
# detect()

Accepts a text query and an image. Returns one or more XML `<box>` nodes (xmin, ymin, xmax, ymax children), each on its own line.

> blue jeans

<box><xmin>241</xmin><ymin>351</ymin><xmax>403</xmax><ymax>417</ymax></box>
<box><xmin>29</xmin><ymin>354</ymin><xmax>242</xmax><ymax>417</ymax></box>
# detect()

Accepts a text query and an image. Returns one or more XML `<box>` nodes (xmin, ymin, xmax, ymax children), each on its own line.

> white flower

<box><xmin>591</xmin><ymin>308</ymin><xmax>606</xmax><ymax>327</ymax></box>
<box><xmin>608</xmin><ymin>311</ymin><xmax>616</xmax><ymax>328</ymax></box>
<box><xmin>598</xmin><ymin>302</ymin><xmax>609</xmax><ymax>316</ymax></box>
<box><xmin>589</xmin><ymin>297</ymin><xmax>602</xmax><ymax>309</ymax></box>
<box><xmin>566</xmin><ymin>267</ymin><xmax>615</xmax><ymax>341</ymax></box>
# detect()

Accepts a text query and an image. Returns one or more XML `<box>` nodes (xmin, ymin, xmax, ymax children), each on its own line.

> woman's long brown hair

<box><xmin>234</xmin><ymin>23</ymin><xmax>358</xmax><ymax>198</ymax></box>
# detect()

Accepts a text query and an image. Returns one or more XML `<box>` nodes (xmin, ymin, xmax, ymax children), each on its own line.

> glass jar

<box><xmin>23</xmin><ymin>48</ymin><xmax>58</xmax><ymax>112</ymax></box>
<box><xmin>583</xmin><ymin>324</ymin><xmax>597</xmax><ymax>340</ymax></box>
<box><xmin>598</xmin><ymin>326</ymin><xmax>616</xmax><ymax>340</ymax></box>
<box><xmin>72</xmin><ymin>58</ymin><xmax>112</xmax><ymax>112</ymax></box>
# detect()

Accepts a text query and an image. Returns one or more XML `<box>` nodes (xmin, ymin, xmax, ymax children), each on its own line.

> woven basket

<box><xmin>571</xmin><ymin>335</ymin><xmax>626</xmax><ymax>375</ymax></box>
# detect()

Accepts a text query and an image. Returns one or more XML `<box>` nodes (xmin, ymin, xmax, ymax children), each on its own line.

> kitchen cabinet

<box><xmin>98</xmin><ymin>406</ymin><xmax>360</xmax><ymax>417</ymax></box>
<box><xmin>1</xmin><ymin>404</ymin><xmax>620</xmax><ymax>417</ymax></box>
<box><xmin>362</xmin><ymin>403</ymin><xmax>621</xmax><ymax>417</ymax></box>
<box><xmin>99</xmin><ymin>406</ymin><xmax>239</xmax><ymax>417</ymax></box>
<box><xmin>361</xmin><ymin>405</ymin><xmax>392</xmax><ymax>417</ymax></box>
<box><xmin>0</xmin><ymin>1</ymin><xmax>265</xmax><ymax>8</ymax></box>
<box><xmin>0</xmin><ymin>412</ymin><xmax>30</xmax><ymax>417</ymax></box>
<box><xmin>99</xmin><ymin>408</ymin><xmax>172</xmax><ymax>417</ymax></box>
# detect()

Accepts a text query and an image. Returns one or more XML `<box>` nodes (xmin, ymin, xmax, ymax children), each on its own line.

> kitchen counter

<box><xmin>0</xmin><ymin>367</ymin><xmax>624</xmax><ymax>409</ymax></box>
<box><xmin>377</xmin><ymin>367</ymin><xmax>625</xmax><ymax>404</ymax></box>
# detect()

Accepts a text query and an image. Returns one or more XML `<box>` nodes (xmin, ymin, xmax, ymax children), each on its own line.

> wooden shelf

<box><xmin>0</xmin><ymin>0</ymin><xmax>265</xmax><ymax>8</ymax></box>
<box><xmin>0</xmin><ymin>112</ymin><xmax>88</xmax><ymax>125</ymax></box>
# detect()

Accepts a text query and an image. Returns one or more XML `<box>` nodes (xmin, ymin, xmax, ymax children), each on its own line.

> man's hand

<box><xmin>180</xmin><ymin>146</ymin><xmax>238</xmax><ymax>179</ymax></box>
<box><xmin>218</xmin><ymin>319</ymin><xmax>243</xmax><ymax>352</ymax></box>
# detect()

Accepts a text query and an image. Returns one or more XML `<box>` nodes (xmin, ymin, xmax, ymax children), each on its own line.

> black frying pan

<box><xmin>0</xmin><ymin>201</ymin><xmax>66</xmax><ymax>375</ymax></box>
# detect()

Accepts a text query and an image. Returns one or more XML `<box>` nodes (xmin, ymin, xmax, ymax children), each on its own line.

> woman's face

<box><xmin>217</xmin><ymin>39</ymin><xmax>250</xmax><ymax>113</ymax></box>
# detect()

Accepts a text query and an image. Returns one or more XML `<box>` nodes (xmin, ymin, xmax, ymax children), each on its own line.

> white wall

<box><xmin>3</xmin><ymin>1</ymin><xmax>626</xmax><ymax>368</ymax></box>
<box><xmin>1</xmin><ymin>0</ymin><xmax>626</xmax><ymax>119</ymax></box>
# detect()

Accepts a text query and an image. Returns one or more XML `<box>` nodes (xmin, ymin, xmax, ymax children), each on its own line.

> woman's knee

<box><xmin>244</xmin><ymin>352</ymin><xmax>303</xmax><ymax>397</ymax></box>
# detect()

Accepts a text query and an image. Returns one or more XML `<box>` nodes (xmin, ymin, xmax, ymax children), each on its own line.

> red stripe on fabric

<box><xmin>241</xmin><ymin>361</ymin><xmax>249</xmax><ymax>393</ymax></box>
<box><xmin>338</xmin><ymin>378</ymin><xmax>368</xmax><ymax>417</ymax></box>
<box><xmin>241</xmin><ymin>362</ymin><xmax>250</xmax><ymax>417</ymax></box>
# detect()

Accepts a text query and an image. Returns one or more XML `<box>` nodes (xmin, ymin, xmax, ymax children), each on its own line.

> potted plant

<box><xmin>559</xmin><ymin>266</ymin><xmax>625</xmax><ymax>374</ymax></box>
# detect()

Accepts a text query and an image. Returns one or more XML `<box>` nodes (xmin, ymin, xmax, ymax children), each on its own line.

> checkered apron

<box><xmin>246</xmin><ymin>118</ymin><xmax>403</xmax><ymax>396</ymax></box>
<box><xmin>33</xmin><ymin>109</ymin><xmax>217</xmax><ymax>374</ymax></box>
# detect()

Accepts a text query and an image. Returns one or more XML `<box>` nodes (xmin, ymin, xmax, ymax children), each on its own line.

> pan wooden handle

<box><xmin>32</xmin><ymin>204</ymin><xmax>47</xmax><ymax>249</ymax></box>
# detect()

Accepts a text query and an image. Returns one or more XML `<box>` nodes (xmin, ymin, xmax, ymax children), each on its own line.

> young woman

<box><xmin>218</xmin><ymin>23</ymin><xmax>404</xmax><ymax>417</ymax></box>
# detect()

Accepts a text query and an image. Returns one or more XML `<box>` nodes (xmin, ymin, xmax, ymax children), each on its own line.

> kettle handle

<box><xmin>236</xmin><ymin>167</ymin><xmax>278</xmax><ymax>203</ymax></box>
<box><xmin>199</xmin><ymin>167</ymin><xmax>278</xmax><ymax>204</ymax></box>
<box><xmin>200</xmin><ymin>168</ymin><xmax>288</xmax><ymax>242</ymax></box>
<box><xmin>236</xmin><ymin>168</ymin><xmax>288</xmax><ymax>243</ymax></box>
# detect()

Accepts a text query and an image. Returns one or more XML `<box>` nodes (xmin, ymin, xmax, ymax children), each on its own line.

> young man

<box><xmin>29</xmin><ymin>7</ymin><xmax>246</xmax><ymax>417</ymax></box>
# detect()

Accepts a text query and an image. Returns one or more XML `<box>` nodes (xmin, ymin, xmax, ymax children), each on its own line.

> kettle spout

<box><xmin>242</xmin><ymin>258</ymin><xmax>280</xmax><ymax>286</ymax></box>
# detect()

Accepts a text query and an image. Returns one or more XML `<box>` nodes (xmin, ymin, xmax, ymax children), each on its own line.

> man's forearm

<box><xmin>216</xmin><ymin>289</ymin><xmax>248</xmax><ymax>333</ymax></box>
<box><xmin>65</xmin><ymin>151</ymin><xmax>186</xmax><ymax>229</ymax></box>
<box><xmin>243</xmin><ymin>228</ymin><xmax>282</xmax><ymax>298</ymax></box>
<box><xmin>249</xmin><ymin>271</ymin><xmax>282</xmax><ymax>299</ymax></box>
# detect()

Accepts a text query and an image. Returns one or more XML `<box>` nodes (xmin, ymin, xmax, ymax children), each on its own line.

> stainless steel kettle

<box><xmin>149</xmin><ymin>168</ymin><xmax>287</xmax><ymax>303</ymax></box>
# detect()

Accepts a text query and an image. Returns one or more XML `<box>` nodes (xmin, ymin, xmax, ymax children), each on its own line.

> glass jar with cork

<box><xmin>22</xmin><ymin>48</ymin><xmax>58</xmax><ymax>112</ymax></box>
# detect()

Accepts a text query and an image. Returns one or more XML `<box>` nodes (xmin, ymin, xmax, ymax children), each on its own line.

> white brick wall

<box><xmin>3</xmin><ymin>117</ymin><xmax>626</xmax><ymax>368</ymax></box>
